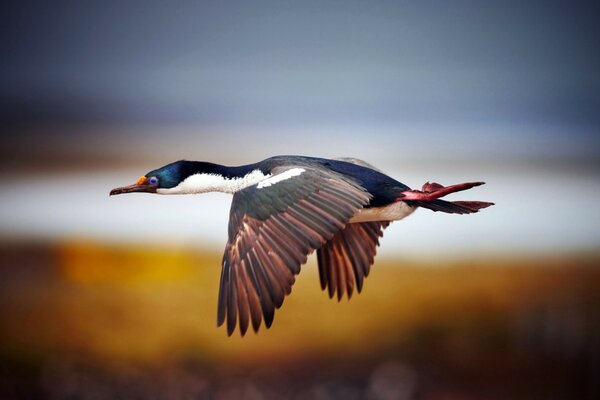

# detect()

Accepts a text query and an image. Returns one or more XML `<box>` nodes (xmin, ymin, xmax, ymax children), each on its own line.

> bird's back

<box><xmin>260</xmin><ymin>155</ymin><xmax>410</xmax><ymax>208</ymax></box>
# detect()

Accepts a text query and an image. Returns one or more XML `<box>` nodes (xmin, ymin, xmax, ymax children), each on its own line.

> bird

<box><xmin>110</xmin><ymin>155</ymin><xmax>493</xmax><ymax>336</ymax></box>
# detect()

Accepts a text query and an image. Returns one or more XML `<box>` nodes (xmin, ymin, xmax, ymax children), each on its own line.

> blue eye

<box><xmin>148</xmin><ymin>176</ymin><xmax>159</xmax><ymax>185</ymax></box>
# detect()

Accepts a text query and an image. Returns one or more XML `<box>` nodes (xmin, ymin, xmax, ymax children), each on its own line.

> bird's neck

<box><xmin>156</xmin><ymin>162</ymin><xmax>270</xmax><ymax>195</ymax></box>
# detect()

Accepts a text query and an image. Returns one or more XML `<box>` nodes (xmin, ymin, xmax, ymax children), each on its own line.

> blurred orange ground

<box><xmin>0</xmin><ymin>241</ymin><xmax>598</xmax><ymax>399</ymax></box>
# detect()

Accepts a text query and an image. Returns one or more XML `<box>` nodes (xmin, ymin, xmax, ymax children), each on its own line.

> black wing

<box><xmin>316</xmin><ymin>221</ymin><xmax>389</xmax><ymax>301</ymax></box>
<box><xmin>218</xmin><ymin>166</ymin><xmax>371</xmax><ymax>336</ymax></box>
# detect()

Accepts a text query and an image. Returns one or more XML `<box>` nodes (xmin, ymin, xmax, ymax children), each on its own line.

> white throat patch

<box><xmin>156</xmin><ymin>169</ymin><xmax>270</xmax><ymax>195</ymax></box>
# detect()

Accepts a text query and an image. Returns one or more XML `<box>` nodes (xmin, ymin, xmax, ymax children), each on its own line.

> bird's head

<box><xmin>109</xmin><ymin>161</ymin><xmax>185</xmax><ymax>196</ymax></box>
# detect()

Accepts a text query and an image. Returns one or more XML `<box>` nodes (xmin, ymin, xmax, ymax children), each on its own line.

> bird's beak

<box><xmin>109</xmin><ymin>184</ymin><xmax>155</xmax><ymax>196</ymax></box>
<box><xmin>110</xmin><ymin>176</ymin><xmax>156</xmax><ymax>196</ymax></box>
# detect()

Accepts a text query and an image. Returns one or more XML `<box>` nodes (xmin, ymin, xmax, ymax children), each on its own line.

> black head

<box><xmin>109</xmin><ymin>160</ymin><xmax>197</xmax><ymax>195</ymax></box>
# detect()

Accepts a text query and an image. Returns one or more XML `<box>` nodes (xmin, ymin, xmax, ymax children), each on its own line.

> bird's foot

<box><xmin>400</xmin><ymin>181</ymin><xmax>485</xmax><ymax>201</ymax></box>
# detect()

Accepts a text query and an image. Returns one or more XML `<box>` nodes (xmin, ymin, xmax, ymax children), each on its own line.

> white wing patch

<box><xmin>257</xmin><ymin>168</ymin><xmax>305</xmax><ymax>189</ymax></box>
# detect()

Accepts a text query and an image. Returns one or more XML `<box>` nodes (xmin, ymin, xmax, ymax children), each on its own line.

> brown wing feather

<box><xmin>317</xmin><ymin>221</ymin><xmax>389</xmax><ymax>300</ymax></box>
<box><xmin>218</xmin><ymin>167</ymin><xmax>371</xmax><ymax>336</ymax></box>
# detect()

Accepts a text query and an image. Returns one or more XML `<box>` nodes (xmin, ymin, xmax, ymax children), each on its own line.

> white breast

<box><xmin>349</xmin><ymin>201</ymin><xmax>416</xmax><ymax>223</ymax></box>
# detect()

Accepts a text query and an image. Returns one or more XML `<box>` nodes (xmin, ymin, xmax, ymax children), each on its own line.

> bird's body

<box><xmin>110</xmin><ymin>155</ymin><xmax>493</xmax><ymax>336</ymax></box>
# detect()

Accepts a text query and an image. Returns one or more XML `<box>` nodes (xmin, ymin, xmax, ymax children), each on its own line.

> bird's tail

<box><xmin>406</xmin><ymin>199</ymin><xmax>493</xmax><ymax>214</ymax></box>
<box><xmin>400</xmin><ymin>181</ymin><xmax>494</xmax><ymax>214</ymax></box>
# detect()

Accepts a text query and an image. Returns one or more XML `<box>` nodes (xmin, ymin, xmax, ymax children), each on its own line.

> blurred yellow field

<box><xmin>1</xmin><ymin>241</ymin><xmax>597</xmax><ymax>398</ymax></box>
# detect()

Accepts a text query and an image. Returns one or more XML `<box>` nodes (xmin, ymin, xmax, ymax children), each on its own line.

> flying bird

<box><xmin>110</xmin><ymin>156</ymin><xmax>493</xmax><ymax>336</ymax></box>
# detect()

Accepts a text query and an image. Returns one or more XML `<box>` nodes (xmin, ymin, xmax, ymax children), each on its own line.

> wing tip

<box><xmin>227</xmin><ymin>324</ymin><xmax>236</xmax><ymax>337</ymax></box>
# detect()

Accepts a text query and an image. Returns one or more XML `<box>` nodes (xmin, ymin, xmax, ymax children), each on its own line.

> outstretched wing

<box><xmin>316</xmin><ymin>221</ymin><xmax>389</xmax><ymax>301</ymax></box>
<box><xmin>218</xmin><ymin>166</ymin><xmax>371</xmax><ymax>336</ymax></box>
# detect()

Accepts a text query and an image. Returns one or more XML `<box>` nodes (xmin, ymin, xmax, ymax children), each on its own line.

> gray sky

<box><xmin>1</xmin><ymin>1</ymin><xmax>599</xmax><ymax>132</ymax></box>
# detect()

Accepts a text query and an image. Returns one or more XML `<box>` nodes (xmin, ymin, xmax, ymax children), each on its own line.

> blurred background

<box><xmin>1</xmin><ymin>1</ymin><xmax>598</xmax><ymax>399</ymax></box>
